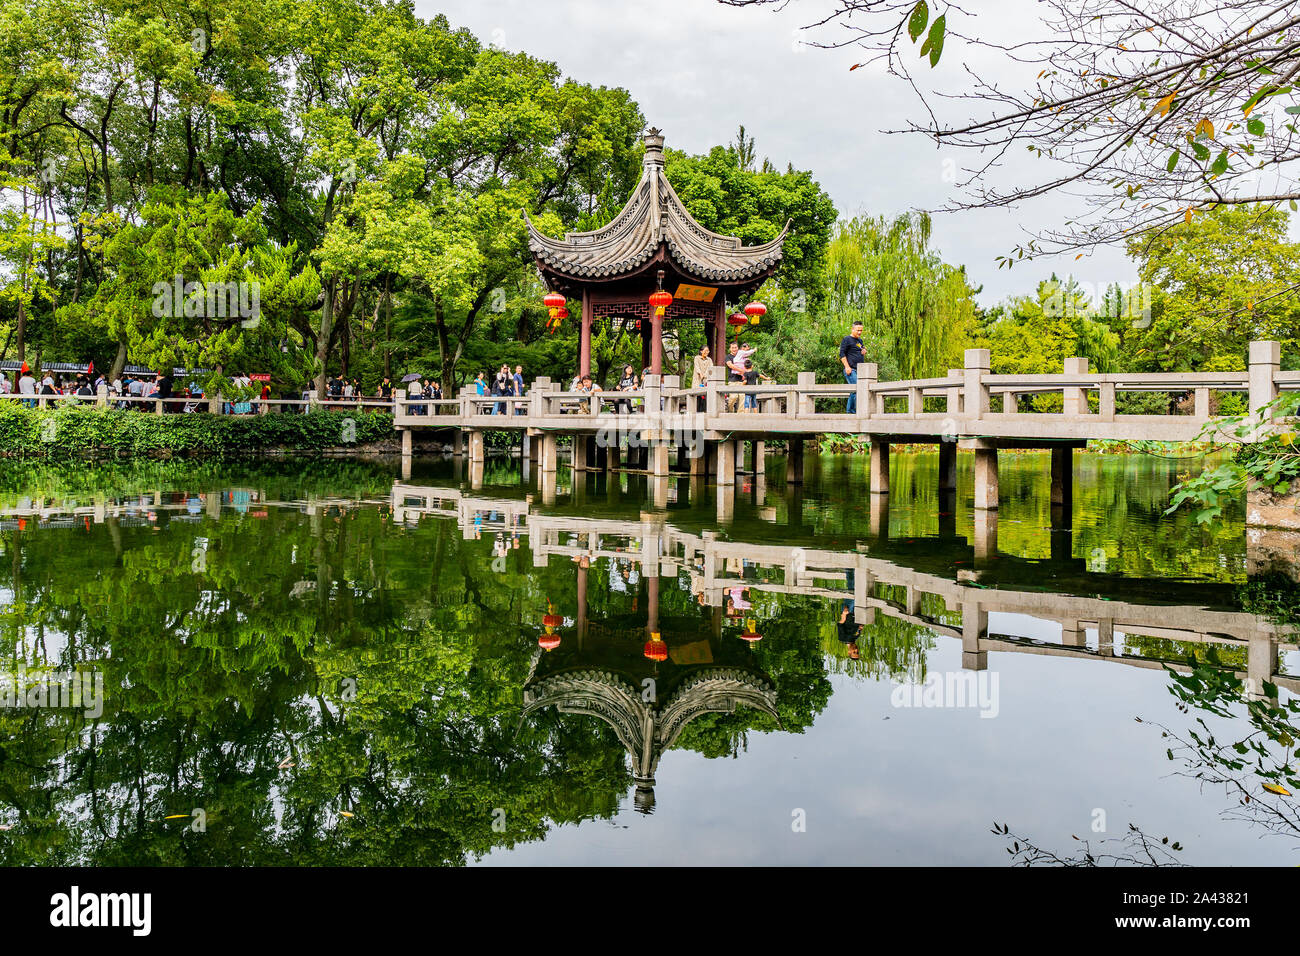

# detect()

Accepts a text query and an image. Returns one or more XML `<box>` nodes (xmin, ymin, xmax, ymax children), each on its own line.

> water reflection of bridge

<box><xmin>392</xmin><ymin>482</ymin><xmax>1298</xmax><ymax>698</ymax></box>
<box><xmin>0</xmin><ymin>491</ymin><xmax>390</xmax><ymax>529</ymax></box>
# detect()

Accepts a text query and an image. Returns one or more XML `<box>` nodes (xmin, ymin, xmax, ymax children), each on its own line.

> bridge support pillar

<box><xmin>973</xmin><ymin>509</ymin><xmax>997</xmax><ymax>566</ymax></box>
<box><xmin>973</xmin><ymin>446</ymin><xmax>998</xmax><ymax>510</ymax></box>
<box><xmin>1050</xmin><ymin>446</ymin><xmax>1073</xmax><ymax>511</ymax></box>
<box><xmin>688</xmin><ymin>440</ymin><xmax>707</xmax><ymax>477</ymax></box>
<box><xmin>452</xmin><ymin>430</ymin><xmax>464</xmax><ymax>457</ymax></box>
<box><xmin>572</xmin><ymin>434</ymin><xmax>588</xmax><ymax>471</ymax></box>
<box><xmin>650</xmin><ymin>440</ymin><xmax>669</xmax><ymax>478</ymax></box>
<box><xmin>716</xmin><ymin>487</ymin><xmax>734</xmax><ymax>524</ymax></box>
<box><xmin>869</xmin><ymin>440</ymin><xmax>890</xmax><ymax>495</ymax></box>
<box><xmin>538</xmin><ymin>434</ymin><xmax>558</xmax><ymax>475</ymax></box>
<box><xmin>399</xmin><ymin>428</ymin><xmax>412</xmax><ymax>457</ymax></box>
<box><xmin>753</xmin><ymin>441</ymin><xmax>766</xmax><ymax>476</ymax></box>
<box><xmin>468</xmin><ymin>430</ymin><xmax>485</xmax><ymax>465</ymax></box>
<box><xmin>716</xmin><ymin>440</ymin><xmax>736</xmax><ymax>486</ymax></box>
<box><xmin>1061</xmin><ymin>619</ymin><xmax>1086</xmax><ymax>648</ymax></box>
<box><xmin>938</xmin><ymin>489</ymin><xmax>957</xmax><ymax>540</ymax></box>
<box><xmin>938</xmin><ymin>440</ymin><xmax>956</xmax><ymax>493</ymax></box>
<box><xmin>869</xmin><ymin>491</ymin><xmax>889</xmax><ymax>539</ymax></box>
<box><xmin>650</xmin><ymin>476</ymin><xmax>669</xmax><ymax>510</ymax></box>
<box><xmin>469</xmin><ymin>460</ymin><xmax>484</xmax><ymax>491</ymax></box>
<box><xmin>961</xmin><ymin>601</ymin><xmax>987</xmax><ymax>671</ymax></box>
<box><xmin>788</xmin><ymin>440</ymin><xmax>804</xmax><ymax>483</ymax></box>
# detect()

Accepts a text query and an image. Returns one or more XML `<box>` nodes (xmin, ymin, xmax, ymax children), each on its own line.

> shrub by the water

<box><xmin>0</xmin><ymin>402</ymin><xmax>396</xmax><ymax>456</ymax></box>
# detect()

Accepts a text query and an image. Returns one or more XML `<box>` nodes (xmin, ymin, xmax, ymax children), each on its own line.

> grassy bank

<box><xmin>0</xmin><ymin>403</ymin><xmax>397</xmax><ymax>457</ymax></box>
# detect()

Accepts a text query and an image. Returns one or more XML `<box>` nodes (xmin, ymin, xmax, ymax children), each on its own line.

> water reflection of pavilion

<box><xmin>521</xmin><ymin>529</ymin><xmax>779</xmax><ymax>812</ymax></box>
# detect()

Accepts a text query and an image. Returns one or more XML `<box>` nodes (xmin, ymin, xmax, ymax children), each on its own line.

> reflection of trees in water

<box><xmin>994</xmin><ymin>822</ymin><xmax>1186</xmax><ymax>867</ymax></box>
<box><xmin>1158</xmin><ymin>657</ymin><xmax>1300</xmax><ymax>844</ymax></box>
<box><xmin>0</xmin><ymin>499</ymin><xmax>836</xmax><ymax>863</ymax></box>
<box><xmin>823</xmin><ymin>583</ymin><xmax>945</xmax><ymax>684</ymax></box>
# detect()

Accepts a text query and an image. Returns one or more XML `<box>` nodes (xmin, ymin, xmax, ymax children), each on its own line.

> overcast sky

<box><xmin>421</xmin><ymin>0</ymin><xmax>1140</xmax><ymax>307</ymax></box>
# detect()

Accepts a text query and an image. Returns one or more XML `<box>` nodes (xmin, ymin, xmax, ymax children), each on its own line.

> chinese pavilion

<box><xmin>524</xmin><ymin>129</ymin><xmax>789</xmax><ymax>377</ymax></box>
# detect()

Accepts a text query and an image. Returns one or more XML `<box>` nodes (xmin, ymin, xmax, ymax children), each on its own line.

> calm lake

<box><xmin>0</xmin><ymin>450</ymin><xmax>1295</xmax><ymax>866</ymax></box>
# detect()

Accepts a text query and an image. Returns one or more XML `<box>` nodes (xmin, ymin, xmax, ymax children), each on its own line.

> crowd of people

<box><xmin>0</xmin><ymin>364</ymin><xmax>277</xmax><ymax>414</ymax></box>
<box><xmin>403</xmin><ymin>375</ymin><xmax>444</xmax><ymax>415</ymax></box>
<box><xmin>2</xmin><ymin>327</ymin><xmax>864</xmax><ymax>419</ymax></box>
<box><xmin>544</xmin><ymin>340</ymin><xmax>779</xmax><ymax>415</ymax></box>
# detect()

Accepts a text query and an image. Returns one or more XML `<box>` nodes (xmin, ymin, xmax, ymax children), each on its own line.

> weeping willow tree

<box><xmin>828</xmin><ymin>212</ymin><xmax>978</xmax><ymax>379</ymax></box>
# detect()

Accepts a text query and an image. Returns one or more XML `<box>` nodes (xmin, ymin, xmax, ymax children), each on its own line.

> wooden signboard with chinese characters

<box><xmin>675</xmin><ymin>284</ymin><xmax>718</xmax><ymax>302</ymax></box>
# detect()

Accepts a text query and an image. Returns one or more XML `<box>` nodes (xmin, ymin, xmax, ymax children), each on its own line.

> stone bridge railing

<box><xmin>391</xmin><ymin>340</ymin><xmax>1291</xmax><ymax>445</ymax></box>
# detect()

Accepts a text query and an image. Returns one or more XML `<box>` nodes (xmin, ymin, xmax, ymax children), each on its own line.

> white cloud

<box><xmin>422</xmin><ymin>0</ymin><xmax>1140</xmax><ymax>305</ymax></box>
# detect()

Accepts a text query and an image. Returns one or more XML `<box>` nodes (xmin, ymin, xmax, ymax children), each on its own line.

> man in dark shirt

<box><xmin>839</xmin><ymin>320</ymin><xmax>866</xmax><ymax>414</ymax></box>
<box><xmin>156</xmin><ymin>370</ymin><xmax>174</xmax><ymax>412</ymax></box>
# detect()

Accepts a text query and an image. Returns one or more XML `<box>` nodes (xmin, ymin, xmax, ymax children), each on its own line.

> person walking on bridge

<box><xmin>840</xmin><ymin>321</ymin><xmax>866</xmax><ymax>414</ymax></box>
<box><xmin>692</xmin><ymin>345</ymin><xmax>713</xmax><ymax>413</ymax></box>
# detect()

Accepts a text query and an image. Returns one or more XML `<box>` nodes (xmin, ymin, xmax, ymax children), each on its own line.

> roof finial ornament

<box><xmin>643</xmin><ymin>127</ymin><xmax>666</xmax><ymax>165</ymax></box>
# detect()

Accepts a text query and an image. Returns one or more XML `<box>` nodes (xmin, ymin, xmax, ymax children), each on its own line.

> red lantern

<box><xmin>543</xmin><ymin>292</ymin><xmax>566</xmax><ymax>310</ymax></box>
<box><xmin>540</xmin><ymin>601</ymin><xmax>563</xmax><ymax>650</ymax></box>
<box><xmin>643</xmin><ymin>632</ymin><xmax>668</xmax><ymax>662</ymax></box>
<box><xmin>649</xmin><ymin>290</ymin><xmax>672</xmax><ymax>317</ymax></box>
<box><xmin>739</xmin><ymin>619</ymin><xmax>763</xmax><ymax>643</ymax></box>
<box><xmin>727</xmin><ymin>312</ymin><xmax>747</xmax><ymax>327</ymax></box>
<box><xmin>744</xmin><ymin>301</ymin><xmax>766</xmax><ymax>325</ymax></box>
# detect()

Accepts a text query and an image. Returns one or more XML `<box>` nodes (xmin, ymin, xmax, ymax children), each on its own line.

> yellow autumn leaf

<box><xmin>1185</xmin><ymin>207</ymin><xmax>1193</xmax><ymax>222</ymax></box>
<box><xmin>1263</xmin><ymin>783</ymin><xmax>1291</xmax><ymax>796</ymax></box>
<box><xmin>340</xmin><ymin>811</ymin><xmax>355</xmax><ymax>818</ymax></box>
<box><xmin>1155</xmin><ymin>91</ymin><xmax>1177</xmax><ymax>116</ymax></box>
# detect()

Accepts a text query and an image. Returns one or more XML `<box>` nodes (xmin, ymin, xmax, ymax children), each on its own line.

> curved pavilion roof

<box><xmin>522</xmin><ymin>664</ymin><xmax>779</xmax><ymax>812</ymax></box>
<box><xmin>524</xmin><ymin>129</ymin><xmax>790</xmax><ymax>291</ymax></box>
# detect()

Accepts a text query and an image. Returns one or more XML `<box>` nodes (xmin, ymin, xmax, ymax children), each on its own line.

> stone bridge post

<box><xmin>1249</xmin><ymin>340</ymin><xmax>1281</xmax><ymax>438</ymax></box>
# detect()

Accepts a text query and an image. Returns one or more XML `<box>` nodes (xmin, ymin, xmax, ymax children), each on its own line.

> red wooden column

<box><xmin>650</xmin><ymin>310</ymin><xmax>664</xmax><ymax>375</ymax></box>
<box><xmin>712</xmin><ymin>299</ymin><xmax>726</xmax><ymax>366</ymax></box>
<box><xmin>579</xmin><ymin>289</ymin><xmax>592</xmax><ymax>378</ymax></box>
<box><xmin>641</xmin><ymin>315</ymin><xmax>651</xmax><ymax>372</ymax></box>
